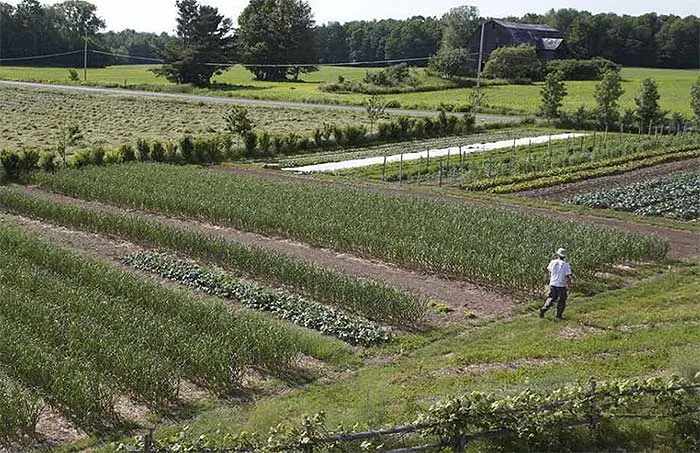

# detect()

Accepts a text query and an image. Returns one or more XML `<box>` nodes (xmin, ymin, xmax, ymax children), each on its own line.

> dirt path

<box><xmin>15</xmin><ymin>186</ymin><xmax>519</xmax><ymax>319</ymax></box>
<box><xmin>0</xmin><ymin>80</ymin><xmax>518</xmax><ymax>123</ymax></box>
<box><xmin>517</xmin><ymin>158</ymin><xmax>700</xmax><ymax>200</ymax></box>
<box><xmin>211</xmin><ymin>166</ymin><xmax>700</xmax><ymax>259</ymax></box>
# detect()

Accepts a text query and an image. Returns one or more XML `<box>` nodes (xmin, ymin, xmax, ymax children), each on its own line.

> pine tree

<box><xmin>152</xmin><ymin>0</ymin><xmax>234</xmax><ymax>87</ymax></box>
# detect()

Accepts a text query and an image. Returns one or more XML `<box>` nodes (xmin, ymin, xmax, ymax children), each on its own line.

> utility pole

<box><xmin>476</xmin><ymin>21</ymin><xmax>486</xmax><ymax>90</ymax></box>
<box><xmin>83</xmin><ymin>28</ymin><xmax>88</xmax><ymax>81</ymax></box>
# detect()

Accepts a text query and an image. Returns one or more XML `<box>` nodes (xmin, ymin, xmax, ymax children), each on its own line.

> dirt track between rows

<box><xmin>211</xmin><ymin>166</ymin><xmax>700</xmax><ymax>259</ymax></box>
<box><xmin>14</xmin><ymin>186</ymin><xmax>519</xmax><ymax>320</ymax></box>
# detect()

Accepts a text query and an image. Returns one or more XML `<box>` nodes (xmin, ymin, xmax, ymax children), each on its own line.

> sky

<box><xmin>5</xmin><ymin>0</ymin><xmax>698</xmax><ymax>33</ymax></box>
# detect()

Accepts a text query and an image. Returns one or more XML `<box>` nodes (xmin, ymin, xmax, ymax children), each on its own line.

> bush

<box><xmin>258</xmin><ymin>131</ymin><xmax>272</xmax><ymax>155</ymax></box>
<box><xmin>0</xmin><ymin>149</ymin><xmax>40</xmax><ymax>180</ymax></box>
<box><xmin>428</xmin><ymin>48</ymin><xmax>475</xmax><ymax>78</ymax></box>
<box><xmin>104</xmin><ymin>148</ymin><xmax>124</xmax><ymax>165</ymax></box>
<box><xmin>178</xmin><ymin>136</ymin><xmax>195</xmax><ymax>164</ymax></box>
<box><xmin>483</xmin><ymin>45</ymin><xmax>545</xmax><ymax>81</ymax></box>
<box><xmin>546</xmin><ymin>58</ymin><xmax>620</xmax><ymax>81</ymax></box>
<box><xmin>363</xmin><ymin>63</ymin><xmax>414</xmax><ymax>87</ymax></box>
<box><xmin>243</xmin><ymin>131</ymin><xmax>258</xmax><ymax>157</ymax></box>
<box><xmin>38</xmin><ymin>152</ymin><xmax>58</xmax><ymax>173</ymax></box>
<box><xmin>151</xmin><ymin>141</ymin><xmax>165</xmax><ymax>162</ymax></box>
<box><xmin>136</xmin><ymin>139</ymin><xmax>151</xmax><ymax>161</ymax></box>
<box><xmin>120</xmin><ymin>144</ymin><xmax>136</xmax><ymax>162</ymax></box>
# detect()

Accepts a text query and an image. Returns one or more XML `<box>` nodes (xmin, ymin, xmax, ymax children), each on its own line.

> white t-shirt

<box><xmin>548</xmin><ymin>258</ymin><xmax>572</xmax><ymax>287</ymax></box>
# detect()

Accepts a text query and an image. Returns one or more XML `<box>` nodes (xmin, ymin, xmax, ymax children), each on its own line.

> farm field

<box><xmin>0</xmin><ymin>159</ymin><xmax>697</xmax><ymax>450</ymax></box>
<box><xmin>0</xmin><ymin>65</ymin><xmax>695</xmax><ymax>116</ymax></box>
<box><xmin>0</xmin><ymin>85</ymin><xmax>378</xmax><ymax>150</ymax></box>
<box><xmin>30</xmin><ymin>164</ymin><xmax>668</xmax><ymax>294</ymax></box>
<box><xmin>333</xmin><ymin>132</ymin><xmax>700</xmax><ymax>192</ymax></box>
<box><xmin>566</xmin><ymin>170</ymin><xmax>700</xmax><ymax>221</ymax></box>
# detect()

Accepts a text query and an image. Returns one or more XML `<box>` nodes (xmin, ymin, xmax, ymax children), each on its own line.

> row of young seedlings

<box><xmin>125</xmin><ymin>251</ymin><xmax>393</xmax><ymax>346</ymax></box>
<box><xmin>0</xmin><ymin>224</ymin><xmax>302</xmax><ymax>430</ymax></box>
<box><xmin>0</xmin><ymin>187</ymin><xmax>425</xmax><ymax>326</ymax></box>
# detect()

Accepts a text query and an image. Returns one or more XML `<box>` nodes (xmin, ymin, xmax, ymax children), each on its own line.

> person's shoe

<box><xmin>539</xmin><ymin>308</ymin><xmax>545</xmax><ymax>318</ymax></box>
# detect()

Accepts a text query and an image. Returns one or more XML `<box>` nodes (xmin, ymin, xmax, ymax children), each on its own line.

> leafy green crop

<box><xmin>125</xmin><ymin>251</ymin><xmax>393</xmax><ymax>346</ymax></box>
<box><xmin>566</xmin><ymin>170</ymin><xmax>700</xmax><ymax>220</ymax></box>
<box><xmin>32</xmin><ymin>164</ymin><xmax>669</xmax><ymax>294</ymax></box>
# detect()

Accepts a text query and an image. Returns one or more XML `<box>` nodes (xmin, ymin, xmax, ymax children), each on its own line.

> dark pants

<box><xmin>542</xmin><ymin>286</ymin><xmax>568</xmax><ymax>318</ymax></box>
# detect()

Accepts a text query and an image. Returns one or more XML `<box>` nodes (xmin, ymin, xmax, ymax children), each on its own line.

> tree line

<box><xmin>0</xmin><ymin>0</ymin><xmax>697</xmax><ymax>75</ymax></box>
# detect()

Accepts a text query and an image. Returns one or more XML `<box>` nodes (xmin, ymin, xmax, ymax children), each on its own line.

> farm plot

<box><xmin>0</xmin><ymin>221</ymin><xmax>347</xmax><ymax>439</ymax></box>
<box><xmin>335</xmin><ymin>133</ymin><xmax>700</xmax><ymax>193</ymax></box>
<box><xmin>566</xmin><ymin>171</ymin><xmax>700</xmax><ymax>221</ymax></box>
<box><xmin>0</xmin><ymin>85</ymin><xmax>377</xmax><ymax>150</ymax></box>
<box><xmin>31</xmin><ymin>164</ymin><xmax>669</xmax><ymax>294</ymax></box>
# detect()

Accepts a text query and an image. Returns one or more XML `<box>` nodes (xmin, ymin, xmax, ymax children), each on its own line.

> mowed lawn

<box><xmin>0</xmin><ymin>65</ymin><xmax>695</xmax><ymax>116</ymax></box>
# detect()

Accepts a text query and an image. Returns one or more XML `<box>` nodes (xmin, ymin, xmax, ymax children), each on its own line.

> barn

<box><xmin>468</xmin><ymin>20</ymin><xmax>566</xmax><ymax>69</ymax></box>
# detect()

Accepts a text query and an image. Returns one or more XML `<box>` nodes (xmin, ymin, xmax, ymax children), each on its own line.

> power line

<box><xmin>0</xmin><ymin>49</ymin><xmax>82</xmax><ymax>62</ymax></box>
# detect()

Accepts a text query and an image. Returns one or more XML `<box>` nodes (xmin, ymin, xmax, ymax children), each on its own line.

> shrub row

<box><xmin>125</xmin><ymin>252</ymin><xmax>392</xmax><ymax>346</ymax></box>
<box><xmin>546</xmin><ymin>58</ymin><xmax>620</xmax><ymax>81</ymax></box>
<box><xmin>0</xmin><ymin>113</ymin><xmax>515</xmax><ymax>181</ymax></box>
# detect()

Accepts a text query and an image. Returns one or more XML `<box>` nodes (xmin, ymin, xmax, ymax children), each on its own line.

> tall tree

<box><xmin>539</xmin><ymin>70</ymin><xmax>567</xmax><ymax>121</ymax></box>
<box><xmin>237</xmin><ymin>0</ymin><xmax>316</xmax><ymax>81</ymax></box>
<box><xmin>440</xmin><ymin>5</ymin><xmax>479</xmax><ymax>50</ymax></box>
<box><xmin>153</xmin><ymin>0</ymin><xmax>234</xmax><ymax>87</ymax></box>
<box><xmin>635</xmin><ymin>78</ymin><xmax>663</xmax><ymax>130</ymax></box>
<box><xmin>595</xmin><ymin>69</ymin><xmax>624</xmax><ymax>129</ymax></box>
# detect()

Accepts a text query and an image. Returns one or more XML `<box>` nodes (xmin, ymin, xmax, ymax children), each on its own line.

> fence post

<box><xmin>382</xmin><ymin>155</ymin><xmax>387</xmax><ymax>182</ymax></box>
<box><xmin>452</xmin><ymin>433</ymin><xmax>467</xmax><ymax>453</ymax></box>
<box><xmin>439</xmin><ymin>158</ymin><xmax>443</xmax><ymax>187</ymax></box>
<box><xmin>399</xmin><ymin>152</ymin><xmax>403</xmax><ymax>184</ymax></box>
<box><xmin>143</xmin><ymin>428</ymin><xmax>154</xmax><ymax>453</ymax></box>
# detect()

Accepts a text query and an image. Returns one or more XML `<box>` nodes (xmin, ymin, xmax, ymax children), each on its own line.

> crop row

<box><xmin>0</xmin><ymin>374</ymin><xmax>42</xmax><ymax>443</ymax></box>
<box><xmin>566</xmin><ymin>171</ymin><xmax>700</xmax><ymax>221</ymax></box>
<box><xmin>344</xmin><ymin>133</ymin><xmax>700</xmax><ymax>189</ymax></box>
<box><xmin>0</xmin><ymin>188</ymin><xmax>423</xmax><ymax>325</ymax></box>
<box><xmin>0</xmin><ymin>224</ymin><xmax>318</xmax><ymax>429</ymax></box>
<box><xmin>126</xmin><ymin>251</ymin><xmax>393</xmax><ymax>346</ymax></box>
<box><xmin>31</xmin><ymin>164</ymin><xmax>669</xmax><ymax>294</ymax></box>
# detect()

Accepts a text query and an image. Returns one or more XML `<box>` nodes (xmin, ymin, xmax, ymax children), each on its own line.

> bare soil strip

<box><xmin>517</xmin><ymin>157</ymin><xmax>700</xmax><ymax>200</ymax></box>
<box><xmin>13</xmin><ymin>186</ymin><xmax>519</xmax><ymax>319</ymax></box>
<box><xmin>210</xmin><ymin>166</ymin><xmax>700</xmax><ymax>259</ymax></box>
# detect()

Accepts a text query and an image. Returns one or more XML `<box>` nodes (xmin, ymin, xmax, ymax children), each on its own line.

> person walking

<box><xmin>539</xmin><ymin>248</ymin><xmax>572</xmax><ymax>320</ymax></box>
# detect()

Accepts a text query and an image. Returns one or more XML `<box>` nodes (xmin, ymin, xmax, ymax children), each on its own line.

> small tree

<box><xmin>223</xmin><ymin>106</ymin><xmax>253</xmax><ymax>148</ymax></box>
<box><xmin>635</xmin><ymin>78</ymin><xmax>663</xmax><ymax>131</ymax></box>
<box><xmin>691</xmin><ymin>77</ymin><xmax>700</xmax><ymax>128</ymax></box>
<box><xmin>539</xmin><ymin>71</ymin><xmax>567</xmax><ymax>121</ymax></box>
<box><xmin>57</xmin><ymin>124</ymin><xmax>83</xmax><ymax>168</ymax></box>
<box><xmin>595</xmin><ymin>69</ymin><xmax>624</xmax><ymax>129</ymax></box>
<box><xmin>366</xmin><ymin>95</ymin><xmax>387</xmax><ymax>133</ymax></box>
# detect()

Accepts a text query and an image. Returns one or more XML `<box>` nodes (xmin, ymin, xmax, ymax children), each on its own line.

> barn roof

<box><xmin>491</xmin><ymin>19</ymin><xmax>564</xmax><ymax>51</ymax></box>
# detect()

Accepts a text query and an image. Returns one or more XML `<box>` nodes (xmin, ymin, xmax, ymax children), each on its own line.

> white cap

<box><xmin>556</xmin><ymin>248</ymin><xmax>567</xmax><ymax>258</ymax></box>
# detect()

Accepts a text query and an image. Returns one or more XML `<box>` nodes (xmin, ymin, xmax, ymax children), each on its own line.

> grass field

<box><xmin>0</xmin><ymin>65</ymin><xmax>695</xmax><ymax>115</ymax></box>
<box><xmin>0</xmin><ymin>85</ymin><xmax>376</xmax><ymax>150</ymax></box>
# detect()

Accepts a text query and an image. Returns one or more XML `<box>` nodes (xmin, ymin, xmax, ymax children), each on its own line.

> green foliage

<box><xmin>30</xmin><ymin>164</ymin><xmax>669</xmax><ymax>295</ymax></box>
<box><xmin>635</xmin><ymin>78</ymin><xmax>664</xmax><ymax>129</ymax></box>
<box><xmin>691</xmin><ymin>77</ymin><xmax>700</xmax><ymax>127</ymax></box>
<box><xmin>243</xmin><ymin>131</ymin><xmax>258</xmax><ymax>157</ymax></box>
<box><xmin>483</xmin><ymin>45</ymin><xmax>545</xmax><ymax>82</ymax></box>
<box><xmin>566</xmin><ymin>170</ymin><xmax>700</xmax><ymax>221</ymax></box>
<box><xmin>595</xmin><ymin>69</ymin><xmax>625</xmax><ymax>128</ymax></box>
<box><xmin>152</xmin><ymin>0</ymin><xmax>234</xmax><ymax>87</ymax></box>
<box><xmin>362</xmin><ymin>63</ymin><xmax>414</xmax><ymax>87</ymax></box>
<box><xmin>365</xmin><ymin>95</ymin><xmax>386</xmax><ymax>133</ymax></box>
<box><xmin>440</xmin><ymin>5</ymin><xmax>480</xmax><ymax>50</ymax></box>
<box><xmin>56</xmin><ymin>123</ymin><xmax>83</xmax><ymax>168</ymax></box>
<box><xmin>237</xmin><ymin>0</ymin><xmax>316</xmax><ymax>81</ymax></box>
<box><xmin>428</xmin><ymin>47</ymin><xmax>474</xmax><ymax>79</ymax></box>
<box><xmin>539</xmin><ymin>70</ymin><xmax>567</xmax><ymax>120</ymax></box>
<box><xmin>125</xmin><ymin>251</ymin><xmax>392</xmax><ymax>345</ymax></box>
<box><xmin>546</xmin><ymin>58</ymin><xmax>620</xmax><ymax>81</ymax></box>
<box><xmin>0</xmin><ymin>186</ymin><xmax>425</xmax><ymax>326</ymax></box>
<box><xmin>0</xmin><ymin>149</ymin><xmax>40</xmax><ymax>180</ymax></box>
<box><xmin>67</xmin><ymin>68</ymin><xmax>80</xmax><ymax>82</ymax></box>
<box><xmin>0</xmin><ymin>376</ymin><xmax>42</xmax><ymax>443</ymax></box>
<box><xmin>223</xmin><ymin>105</ymin><xmax>253</xmax><ymax>139</ymax></box>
